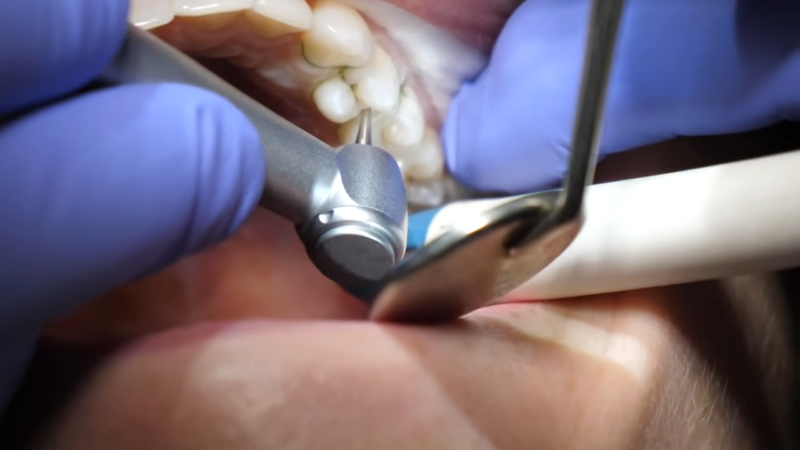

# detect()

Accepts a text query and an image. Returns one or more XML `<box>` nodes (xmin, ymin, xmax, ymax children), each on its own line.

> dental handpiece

<box><xmin>101</xmin><ymin>27</ymin><xmax>408</xmax><ymax>287</ymax></box>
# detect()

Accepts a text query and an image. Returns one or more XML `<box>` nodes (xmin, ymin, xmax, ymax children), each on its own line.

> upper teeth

<box><xmin>342</xmin><ymin>46</ymin><xmax>400</xmax><ymax>114</ymax></box>
<box><xmin>313</xmin><ymin>76</ymin><xmax>360</xmax><ymax>124</ymax></box>
<box><xmin>381</xmin><ymin>87</ymin><xmax>425</xmax><ymax>150</ymax></box>
<box><xmin>336</xmin><ymin>0</ymin><xmax>487</xmax><ymax>122</ymax></box>
<box><xmin>129</xmin><ymin>0</ymin><xmax>453</xmax><ymax>208</ymax></box>
<box><xmin>255</xmin><ymin>46</ymin><xmax>337</xmax><ymax>91</ymax></box>
<box><xmin>403</xmin><ymin>127</ymin><xmax>445</xmax><ymax>181</ymax></box>
<box><xmin>172</xmin><ymin>0</ymin><xmax>255</xmax><ymax>16</ymax></box>
<box><xmin>300</xmin><ymin>0</ymin><xmax>375</xmax><ymax>68</ymax></box>
<box><xmin>245</xmin><ymin>0</ymin><xmax>313</xmax><ymax>37</ymax></box>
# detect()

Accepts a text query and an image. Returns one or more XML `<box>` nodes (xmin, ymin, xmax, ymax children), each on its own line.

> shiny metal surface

<box><xmin>367</xmin><ymin>0</ymin><xmax>626</xmax><ymax>323</ymax></box>
<box><xmin>103</xmin><ymin>27</ymin><xmax>407</xmax><ymax>286</ymax></box>
<box><xmin>300</xmin><ymin>110</ymin><xmax>407</xmax><ymax>286</ymax></box>
<box><xmin>540</xmin><ymin>0</ymin><xmax>623</xmax><ymax>225</ymax></box>
<box><xmin>310</xmin><ymin>214</ymin><xmax>401</xmax><ymax>286</ymax></box>
<box><xmin>355</xmin><ymin>108</ymin><xmax>372</xmax><ymax>145</ymax></box>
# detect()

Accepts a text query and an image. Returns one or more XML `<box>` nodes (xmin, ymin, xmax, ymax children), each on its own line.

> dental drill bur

<box><xmin>355</xmin><ymin>108</ymin><xmax>373</xmax><ymax>145</ymax></box>
<box><xmin>101</xmin><ymin>27</ymin><xmax>408</xmax><ymax>287</ymax></box>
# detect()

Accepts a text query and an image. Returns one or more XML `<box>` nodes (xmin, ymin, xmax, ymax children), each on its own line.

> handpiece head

<box><xmin>104</xmin><ymin>29</ymin><xmax>406</xmax><ymax>290</ymax></box>
<box><xmin>299</xmin><ymin>110</ymin><xmax>408</xmax><ymax>287</ymax></box>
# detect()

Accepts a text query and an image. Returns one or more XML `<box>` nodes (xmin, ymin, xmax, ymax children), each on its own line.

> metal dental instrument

<box><xmin>364</xmin><ymin>0</ymin><xmax>627</xmax><ymax>323</ymax></box>
<box><xmin>300</xmin><ymin>108</ymin><xmax>408</xmax><ymax>286</ymax></box>
<box><xmin>100</xmin><ymin>27</ymin><xmax>408</xmax><ymax>288</ymax></box>
<box><xmin>355</xmin><ymin>108</ymin><xmax>373</xmax><ymax>145</ymax></box>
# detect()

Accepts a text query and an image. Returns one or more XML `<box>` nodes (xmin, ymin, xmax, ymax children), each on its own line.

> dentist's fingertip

<box><xmin>165</xmin><ymin>84</ymin><xmax>267</xmax><ymax>254</ymax></box>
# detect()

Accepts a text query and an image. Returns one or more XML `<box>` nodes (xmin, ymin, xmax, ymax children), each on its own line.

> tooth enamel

<box><xmin>381</xmin><ymin>87</ymin><xmax>425</xmax><ymax>149</ymax></box>
<box><xmin>403</xmin><ymin>127</ymin><xmax>445</xmax><ymax>181</ymax></box>
<box><xmin>338</xmin><ymin>0</ymin><xmax>487</xmax><ymax>121</ymax></box>
<box><xmin>313</xmin><ymin>77</ymin><xmax>360</xmax><ymax>124</ymax></box>
<box><xmin>256</xmin><ymin>46</ymin><xmax>337</xmax><ymax>91</ymax></box>
<box><xmin>338</xmin><ymin>116</ymin><xmax>361</xmax><ymax>145</ymax></box>
<box><xmin>245</xmin><ymin>0</ymin><xmax>312</xmax><ymax>38</ymax></box>
<box><xmin>301</xmin><ymin>0</ymin><xmax>375</xmax><ymax>68</ymax></box>
<box><xmin>342</xmin><ymin>47</ymin><xmax>400</xmax><ymax>113</ymax></box>
<box><xmin>130</xmin><ymin>0</ymin><xmax>175</xmax><ymax>29</ymax></box>
<box><xmin>172</xmin><ymin>0</ymin><xmax>254</xmax><ymax>16</ymax></box>
<box><xmin>338</xmin><ymin>111</ymin><xmax>387</xmax><ymax>146</ymax></box>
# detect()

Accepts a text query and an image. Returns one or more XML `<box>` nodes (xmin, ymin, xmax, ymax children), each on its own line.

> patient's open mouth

<box><xmin>132</xmin><ymin>0</ymin><xmax>514</xmax><ymax>209</ymax></box>
<box><xmin>43</xmin><ymin>0</ymin><xmax>523</xmax><ymax>341</ymax></box>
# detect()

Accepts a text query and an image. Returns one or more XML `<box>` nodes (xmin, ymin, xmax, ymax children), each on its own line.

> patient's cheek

<box><xmin>44</xmin><ymin>209</ymin><xmax>368</xmax><ymax>342</ymax></box>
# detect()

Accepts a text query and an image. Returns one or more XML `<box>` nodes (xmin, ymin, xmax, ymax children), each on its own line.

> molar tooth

<box><xmin>342</xmin><ymin>47</ymin><xmax>400</xmax><ymax>113</ymax></box>
<box><xmin>313</xmin><ymin>77</ymin><xmax>360</xmax><ymax>124</ymax></box>
<box><xmin>381</xmin><ymin>87</ymin><xmax>425</xmax><ymax>149</ymax></box>
<box><xmin>301</xmin><ymin>0</ymin><xmax>375</xmax><ymax>68</ymax></box>
<box><xmin>130</xmin><ymin>0</ymin><xmax>175</xmax><ymax>29</ymax></box>
<box><xmin>245</xmin><ymin>0</ymin><xmax>312</xmax><ymax>38</ymax></box>
<box><xmin>403</xmin><ymin>127</ymin><xmax>445</xmax><ymax>181</ymax></box>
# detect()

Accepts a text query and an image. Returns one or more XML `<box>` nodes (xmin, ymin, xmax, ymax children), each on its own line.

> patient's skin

<box><xmin>5</xmin><ymin>124</ymin><xmax>800</xmax><ymax>449</ymax></box>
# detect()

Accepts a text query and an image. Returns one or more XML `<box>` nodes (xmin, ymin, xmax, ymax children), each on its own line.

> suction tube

<box><xmin>412</xmin><ymin>150</ymin><xmax>800</xmax><ymax>300</ymax></box>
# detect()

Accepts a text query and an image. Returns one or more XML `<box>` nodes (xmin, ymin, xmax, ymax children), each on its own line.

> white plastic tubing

<box><xmin>422</xmin><ymin>150</ymin><xmax>800</xmax><ymax>300</ymax></box>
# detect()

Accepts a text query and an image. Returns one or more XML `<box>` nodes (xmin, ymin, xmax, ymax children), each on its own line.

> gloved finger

<box><xmin>442</xmin><ymin>0</ymin><xmax>592</xmax><ymax>194</ymax></box>
<box><xmin>443</xmin><ymin>0</ymin><xmax>800</xmax><ymax>194</ymax></box>
<box><xmin>0</xmin><ymin>0</ymin><xmax>129</xmax><ymax>114</ymax></box>
<box><xmin>0</xmin><ymin>82</ymin><xmax>266</xmax><ymax>332</ymax></box>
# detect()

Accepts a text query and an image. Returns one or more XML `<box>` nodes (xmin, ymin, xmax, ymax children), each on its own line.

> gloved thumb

<box><xmin>443</xmin><ymin>0</ymin><xmax>800</xmax><ymax>194</ymax></box>
<box><xmin>0</xmin><ymin>83</ymin><xmax>266</xmax><ymax>332</ymax></box>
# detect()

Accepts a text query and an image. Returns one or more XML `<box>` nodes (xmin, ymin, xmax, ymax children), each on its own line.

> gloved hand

<box><xmin>0</xmin><ymin>0</ymin><xmax>266</xmax><ymax>412</ymax></box>
<box><xmin>443</xmin><ymin>0</ymin><xmax>800</xmax><ymax>194</ymax></box>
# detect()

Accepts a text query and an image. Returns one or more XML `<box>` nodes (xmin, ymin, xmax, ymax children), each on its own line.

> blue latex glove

<box><xmin>0</xmin><ymin>0</ymin><xmax>266</xmax><ymax>412</ymax></box>
<box><xmin>443</xmin><ymin>0</ymin><xmax>800</xmax><ymax>194</ymax></box>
